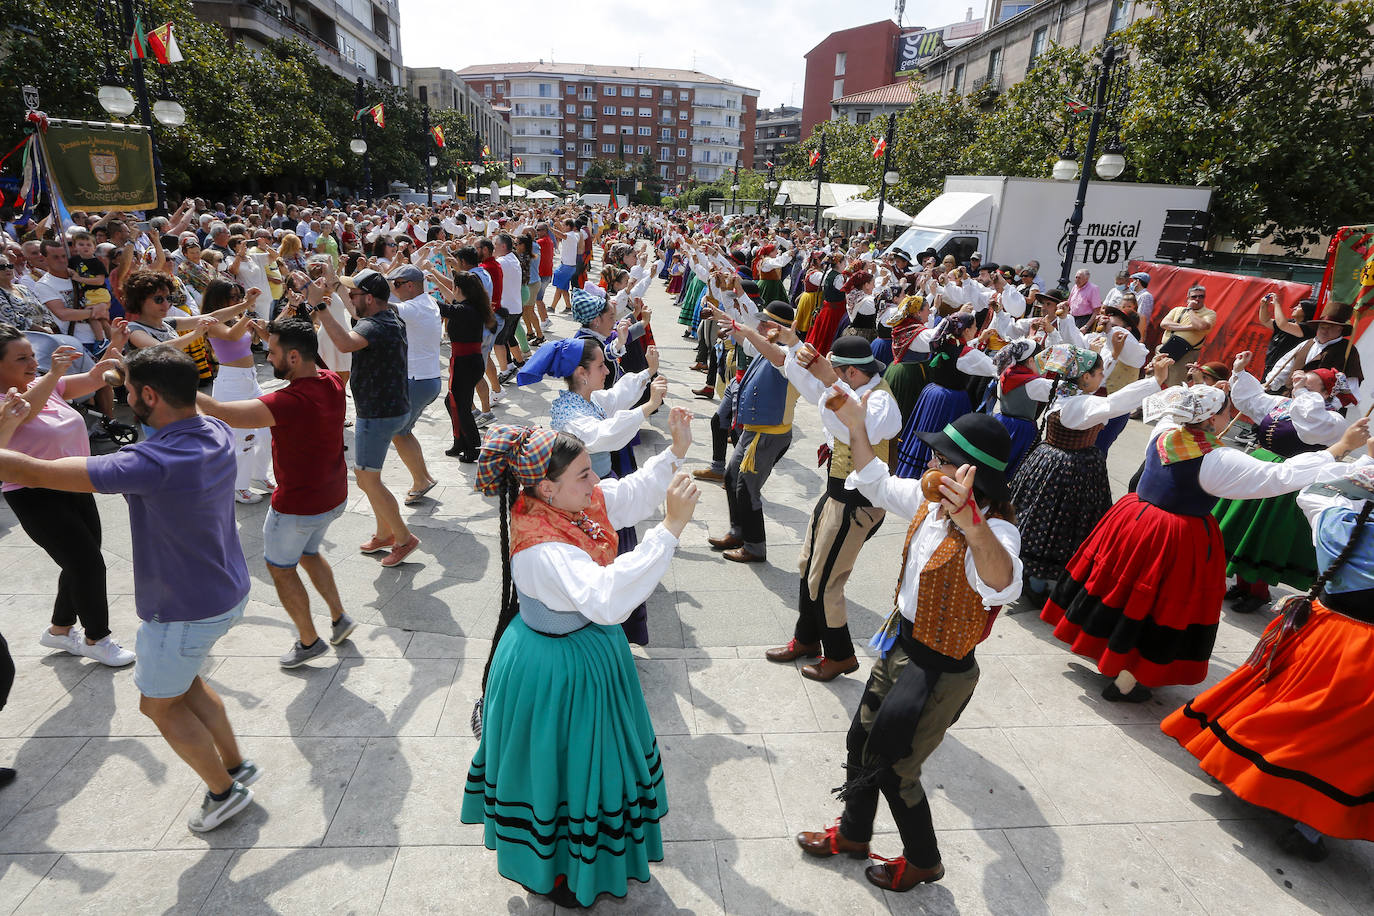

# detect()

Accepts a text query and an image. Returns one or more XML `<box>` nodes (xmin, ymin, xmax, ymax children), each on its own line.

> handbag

<box><xmin>1158</xmin><ymin>332</ymin><xmax>1198</xmax><ymax>361</ymax></box>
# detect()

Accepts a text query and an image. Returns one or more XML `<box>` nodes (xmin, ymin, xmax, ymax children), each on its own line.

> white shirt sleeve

<box><xmin>1289</xmin><ymin>389</ymin><xmax>1351</xmax><ymax>445</ymax></box>
<box><xmin>599</xmin><ymin>446</ymin><xmax>684</xmax><ymax>530</ymax></box>
<box><xmin>1022</xmin><ymin>377</ymin><xmax>1055</xmax><ymax>402</ymax></box>
<box><xmin>846</xmin><ymin>456</ymin><xmax>926</xmax><ymax>517</ymax></box>
<box><xmin>782</xmin><ymin>348</ymin><xmax>830</xmax><ymax>405</ymax></box>
<box><xmin>510</xmin><ymin>527</ymin><xmax>678</xmax><ymax>626</ymax></box>
<box><xmin>818</xmin><ymin>381</ymin><xmax>903</xmax><ymax>446</ymax></box>
<box><xmin>956</xmin><ymin>347</ymin><xmax>997</xmax><ymax>377</ymax></box>
<box><xmin>560</xmin><ymin>407</ymin><xmax>645</xmax><ymax>455</ymax></box>
<box><xmin>1228</xmin><ymin>370</ymin><xmax>1287</xmax><ymax>424</ymax></box>
<box><xmin>590</xmin><ymin>367</ymin><xmax>652</xmax><ymax>415</ymax></box>
<box><xmin>1297</xmin><ymin>455</ymin><xmax>1374</xmax><ymax>522</ymax></box>
<box><xmin>1055</xmin><ymin>315</ymin><xmax>1089</xmax><ymax>348</ymax></box>
<box><xmin>1198</xmin><ymin>447</ymin><xmax>1335</xmax><ymax>500</ymax></box>
<box><xmin>911</xmin><ymin>326</ymin><xmax>941</xmax><ymax>354</ymax></box>
<box><xmin>1054</xmin><ymin>376</ymin><xmax>1161</xmax><ymax>429</ymax></box>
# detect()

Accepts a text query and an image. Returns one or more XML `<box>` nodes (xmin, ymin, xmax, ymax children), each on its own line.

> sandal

<box><xmin>404</xmin><ymin>480</ymin><xmax>438</xmax><ymax>505</ymax></box>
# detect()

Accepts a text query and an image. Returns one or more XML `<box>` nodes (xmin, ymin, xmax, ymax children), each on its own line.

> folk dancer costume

<box><xmin>752</xmin><ymin>244</ymin><xmax>793</xmax><ymax>307</ymax></box>
<box><xmin>1057</xmin><ymin>308</ymin><xmax>1150</xmax><ymax>456</ymax></box>
<box><xmin>538</xmin><ymin>310</ymin><xmax>657</xmax><ymax>645</ymax></box>
<box><xmin>462</xmin><ymin>426</ymin><xmax>686</xmax><ymax>907</ymax></box>
<box><xmin>1042</xmin><ymin>385</ymin><xmax>1345</xmax><ymax>700</ymax></box>
<box><xmin>796</xmin><ymin>414</ymin><xmax>1021</xmax><ymax>891</ymax></box>
<box><xmin>806</xmin><ymin>260</ymin><xmax>850</xmax><ymax>356</ymax></box>
<box><xmin>1213</xmin><ymin>368</ymin><xmax>1353</xmax><ymax>612</ymax></box>
<box><xmin>793</xmin><ymin>252</ymin><xmax>827</xmax><ymax>334</ymax></box>
<box><xmin>697</xmin><ymin>282</ymin><xmax>763</xmax><ymax>478</ymax></box>
<box><xmin>879</xmin><ymin>295</ymin><xmax>931</xmax><ymax>431</ymax></box>
<box><xmin>990</xmin><ymin>339</ymin><xmax>1048</xmax><ymax>479</ymax></box>
<box><xmin>1162</xmin><ymin>460</ymin><xmax>1374</xmax><ymax>858</ymax></box>
<box><xmin>1012</xmin><ymin>345</ymin><xmax>1160</xmax><ymax>600</ymax></box>
<box><xmin>893</xmin><ymin>314</ymin><xmax>997</xmax><ymax>477</ymax></box>
<box><xmin>710</xmin><ymin>303</ymin><xmax>802</xmax><ymax>562</ymax></box>
<box><xmin>1263</xmin><ymin>302</ymin><xmax>1365</xmax><ymax>400</ymax></box>
<box><xmin>769</xmin><ymin>336</ymin><xmax>903</xmax><ymax>680</ymax></box>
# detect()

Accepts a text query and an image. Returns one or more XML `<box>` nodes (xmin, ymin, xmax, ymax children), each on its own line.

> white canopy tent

<box><xmin>822</xmin><ymin>197</ymin><xmax>915</xmax><ymax>227</ymax></box>
<box><xmin>528</xmin><ymin>189</ymin><xmax>560</xmax><ymax>199</ymax></box>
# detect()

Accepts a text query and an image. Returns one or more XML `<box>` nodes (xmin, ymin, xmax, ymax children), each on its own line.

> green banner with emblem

<box><xmin>41</xmin><ymin>123</ymin><xmax>157</xmax><ymax>211</ymax></box>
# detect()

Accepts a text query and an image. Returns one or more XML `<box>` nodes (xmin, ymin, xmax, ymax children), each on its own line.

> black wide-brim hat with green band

<box><xmin>914</xmin><ymin>413</ymin><xmax>1013</xmax><ymax>504</ymax></box>
<box><xmin>830</xmin><ymin>334</ymin><xmax>885</xmax><ymax>374</ymax></box>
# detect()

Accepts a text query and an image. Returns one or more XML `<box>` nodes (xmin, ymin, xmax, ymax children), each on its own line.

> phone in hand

<box><xmin>134</xmin><ymin>220</ymin><xmax>153</xmax><ymax>232</ymax></box>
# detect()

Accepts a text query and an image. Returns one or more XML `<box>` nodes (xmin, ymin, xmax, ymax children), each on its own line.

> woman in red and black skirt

<box><xmin>1042</xmin><ymin>384</ymin><xmax>1369</xmax><ymax>702</ymax></box>
<box><xmin>1162</xmin><ymin>456</ymin><xmax>1374</xmax><ymax>861</ymax></box>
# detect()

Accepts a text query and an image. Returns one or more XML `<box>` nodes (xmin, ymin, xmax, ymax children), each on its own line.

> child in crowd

<box><xmin>67</xmin><ymin>229</ymin><xmax>111</xmax><ymax>353</ymax></box>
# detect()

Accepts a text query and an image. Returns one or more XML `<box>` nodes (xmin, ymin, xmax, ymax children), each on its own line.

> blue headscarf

<box><xmin>516</xmin><ymin>338</ymin><xmax>586</xmax><ymax>387</ymax></box>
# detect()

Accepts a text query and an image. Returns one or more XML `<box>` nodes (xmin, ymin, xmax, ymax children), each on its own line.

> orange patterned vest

<box><xmin>900</xmin><ymin>502</ymin><xmax>996</xmax><ymax>659</ymax></box>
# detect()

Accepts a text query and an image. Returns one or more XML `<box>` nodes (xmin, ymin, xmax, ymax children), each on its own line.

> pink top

<box><xmin>210</xmin><ymin>332</ymin><xmax>253</xmax><ymax>363</ymax></box>
<box><xmin>2</xmin><ymin>378</ymin><xmax>91</xmax><ymax>492</ymax></box>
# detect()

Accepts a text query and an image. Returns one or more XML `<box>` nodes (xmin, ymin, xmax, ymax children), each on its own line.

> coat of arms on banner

<box><xmin>90</xmin><ymin>153</ymin><xmax>119</xmax><ymax>185</ymax></box>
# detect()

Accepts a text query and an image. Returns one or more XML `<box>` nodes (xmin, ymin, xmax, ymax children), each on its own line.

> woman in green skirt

<box><xmin>463</xmin><ymin>411</ymin><xmax>699</xmax><ymax>908</ymax></box>
<box><xmin>1213</xmin><ymin>352</ymin><xmax>1355</xmax><ymax>613</ymax></box>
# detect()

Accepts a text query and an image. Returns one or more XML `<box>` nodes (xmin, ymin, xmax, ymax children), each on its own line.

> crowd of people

<box><xmin>0</xmin><ymin>195</ymin><xmax>1370</xmax><ymax>907</ymax></box>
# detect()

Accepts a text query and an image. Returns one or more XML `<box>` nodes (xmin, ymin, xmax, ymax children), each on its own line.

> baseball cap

<box><xmin>387</xmin><ymin>264</ymin><xmax>425</xmax><ymax>285</ymax></box>
<box><xmin>340</xmin><ymin>269</ymin><xmax>390</xmax><ymax>300</ymax></box>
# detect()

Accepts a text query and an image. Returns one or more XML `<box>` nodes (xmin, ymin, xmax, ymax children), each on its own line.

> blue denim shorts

<box><xmin>353</xmin><ymin>413</ymin><xmax>409</xmax><ymax>471</ymax></box>
<box><xmin>398</xmin><ymin>376</ymin><xmax>443</xmax><ymax>436</ymax></box>
<box><xmin>133</xmin><ymin>596</ymin><xmax>247</xmax><ymax>699</ymax></box>
<box><xmin>263</xmin><ymin>501</ymin><xmax>346</xmax><ymax>568</ymax></box>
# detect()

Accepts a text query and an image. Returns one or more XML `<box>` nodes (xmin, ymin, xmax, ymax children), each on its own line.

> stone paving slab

<box><xmin>1</xmin><ymin>275</ymin><xmax>1371</xmax><ymax>914</ymax></box>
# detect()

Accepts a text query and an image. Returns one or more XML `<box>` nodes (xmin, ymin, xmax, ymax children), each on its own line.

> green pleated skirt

<box><xmin>1212</xmin><ymin>448</ymin><xmax>1318</xmax><ymax>590</ymax></box>
<box><xmin>677</xmin><ymin>275</ymin><xmax>705</xmax><ymax>326</ymax></box>
<box><xmin>461</xmin><ymin>616</ymin><xmax>666</xmax><ymax>906</ymax></box>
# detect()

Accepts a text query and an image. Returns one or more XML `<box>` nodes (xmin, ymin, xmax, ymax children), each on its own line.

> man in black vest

<box><xmin>1264</xmin><ymin>302</ymin><xmax>1363</xmax><ymax>406</ymax></box>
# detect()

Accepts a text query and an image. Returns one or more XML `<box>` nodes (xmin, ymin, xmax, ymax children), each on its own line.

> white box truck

<box><xmin>887</xmin><ymin>175</ymin><xmax>1214</xmax><ymax>286</ymax></box>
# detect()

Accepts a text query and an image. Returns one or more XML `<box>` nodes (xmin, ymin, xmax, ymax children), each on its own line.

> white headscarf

<box><xmin>1142</xmin><ymin>384</ymin><xmax>1228</xmax><ymax>425</ymax></box>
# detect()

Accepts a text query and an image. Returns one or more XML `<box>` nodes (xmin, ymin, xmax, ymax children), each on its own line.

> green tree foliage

<box><xmin>1120</xmin><ymin>0</ymin><xmax>1374</xmax><ymax>251</ymax></box>
<box><xmin>0</xmin><ymin>0</ymin><xmax>491</xmax><ymax>201</ymax></box>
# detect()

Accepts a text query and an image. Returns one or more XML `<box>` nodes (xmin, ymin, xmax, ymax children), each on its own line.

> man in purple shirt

<box><xmin>0</xmin><ymin>346</ymin><xmax>259</xmax><ymax>832</ymax></box>
<box><xmin>1067</xmin><ymin>268</ymin><xmax>1102</xmax><ymax>328</ymax></box>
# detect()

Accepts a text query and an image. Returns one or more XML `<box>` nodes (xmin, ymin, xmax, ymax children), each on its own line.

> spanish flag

<box><xmin>482</xmin><ymin>144</ymin><xmax>491</xmax><ymax>157</ymax></box>
<box><xmin>431</xmin><ymin>125</ymin><xmax>445</xmax><ymax>147</ymax></box>
<box><xmin>147</xmin><ymin>22</ymin><xmax>184</xmax><ymax>65</ymax></box>
<box><xmin>808</xmin><ymin>148</ymin><xmax>820</xmax><ymax>167</ymax></box>
<box><xmin>369</xmin><ymin>104</ymin><xmax>385</xmax><ymax>128</ymax></box>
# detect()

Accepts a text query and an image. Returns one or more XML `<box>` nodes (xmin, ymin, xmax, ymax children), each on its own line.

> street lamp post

<box><xmin>95</xmin><ymin>0</ymin><xmax>183</xmax><ymax>212</ymax></box>
<box><xmin>422</xmin><ymin>103</ymin><xmax>434</xmax><ymax>207</ymax></box>
<box><xmin>873</xmin><ymin>113</ymin><xmax>898</xmax><ymax>243</ymax></box>
<box><xmin>729</xmin><ymin>163</ymin><xmax>740</xmax><ymax>215</ymax></box>
<box><xmin>1052</xmin><ymin>42</ymin><xmax>1129</xmax><ymax>291</ymax></box>
<box><xmin>351</xmin><ymin>77</ymin><xmax>371</xmax><ymax>201</ymax></box>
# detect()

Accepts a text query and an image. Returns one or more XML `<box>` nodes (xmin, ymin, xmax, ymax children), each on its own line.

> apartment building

<box><xmin>454</xmin><ymin>62</ymin><xmax>759</xmax><ymax>187</ymax></box>
<box><xmin>752</xmin><ymin>105</ymin><xmax>801</xmax><ymax>170</ymax></box>
<box><xmin>404</xmin><ymin>67</ymin><xmax>511</xmax><ymax>161</ymax></box>
<box><xmin>193</xmin><ymin>0</ymin><xmax>404</xmax><ymax>84</ymax></box>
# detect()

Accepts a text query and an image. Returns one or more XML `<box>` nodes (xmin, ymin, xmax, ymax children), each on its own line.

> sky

<box><xmin>398</xmin><ymin>0</ymin><xmax>985</xmax><ymax>109</ymax></box>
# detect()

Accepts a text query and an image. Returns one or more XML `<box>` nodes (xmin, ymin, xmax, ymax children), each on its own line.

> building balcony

<box><xmin>693</xmin><ymin>136</ymin><xmax>742</xmax><ymax>148</ymax></box>
<box><xmin>694</xmin><ymin>99</ymin><xmax>739</xmax><ymax>110</ymax></box>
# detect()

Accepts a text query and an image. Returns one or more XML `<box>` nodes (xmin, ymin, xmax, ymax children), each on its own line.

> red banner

<box><xmin>1129</xmin><ymin>261</ymin><xmax>1314</xmax><ymax>377</ymax></box>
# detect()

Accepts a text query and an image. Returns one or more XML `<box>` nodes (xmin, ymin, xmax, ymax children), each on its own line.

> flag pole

<box><xmin>812</xmin><ymin>133</ymin><xmax>825</xmax><ymax>234</ymax></box>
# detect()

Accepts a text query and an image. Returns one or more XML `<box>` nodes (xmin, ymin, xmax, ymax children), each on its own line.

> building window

<box><xmin>952</xmin><ymin>64</ymin><xmax>965</xmax><ymax>93</ymax></box>
<box><xmin>621</xmin><ymin>106</ymin><xmax>633</xmax><ymax>116</ymax></box>
<box><xmin>483</xmin><ymin>84</ymin><xmax>492</xmax><ymax>98</ymax></box>
<box><xmin>835</xmin><ymin>51</ymin><xmax>847</xmax><ymax>76</ymax></box>
<box><xmin>1029</xmin><ymin>27</ymin><xmax>1048</xmax><ymax>68</ymax></box>
<box><xmin>638</xmin><ymin>107</ymin><xmax>651</xmax><ymax>117</ymax></box>
<box><xmin>566</xmin><ymin>124</ymin><xmax>575</xmax><ymax>132</ymax></box>
<box><xmin>605</xmin><ymin>86</ymin><xmax>616</xmax><ymax>96</ymax></box>
<box><xmin>986</xmin><ymin>48</ymin><xmax>1002</xmax><ymax>83</ymax></box>
<box><xmin>566</xmin><ymin>84</ymin><xmax>575</xmax><ymax>94</ymax></box>
<box><xmin>623</xmin><ymin>86</ymin><xmax>634</xmax><ymax>96</ymax></box>
<box><xmin>678</xmin><ymin>128</ymin><xmax>687</xmax><ymax>138</ymax></box>
<box><xmin>583</xmin><ymin>105</ymin><xmax>592</xmax><ymax>116</ymax></box>
<box><xmin>660</xmin><ymin>128</ymin><xmax>671</xmax><ymax>139</ymax></box>
<box><xmin>566</xmin><ymin>104</ymin><xmax>575</xmax><ymax>114</ymax></box>
<box><xmin>582</xmin><ymin>143</ymin><xmax>592</xmax><ymax>154</ymax></box>
<box><xmin>621</xmin><ymin>125</ymin><xmax>634</xmax><ymax>134</ymax></box>
<box><xmin>680</xmin><ymin>90</ymin><xmax>689</xmax><ymax>100</ymax></box>
<box><xmin>637</xmin><ymin>126</ymin><xmax>651</xmax><ymax>136</ymax></box>
<box><xmin>602</xmin><ymin>143</ymin><xmax>616</xmax><ymax>153</ymax></box>
<box><xmin>660</xmin><ymin>146</ymin><xmax>672</xmax><ymax>159</ymax></box>
<box><xmin>603</xmin><ymin>105</ymin><xmax>616</xmax><ymax>115</ymax></box>
<box><xmin>637</xmin><ymin>145</ymin><xmax>648</xmax><ymax>154</ymax></box>
<box><xmin>1109</xmin><ymin>0</ymin><xmax>1133</xmax><ymax>32</ymax></box>
<box><xmin>539</xmin><ymin>83</ymin><xmax>553</xmax><ymax>97</ymax></box>
<box><xmin>581</xmin><ymin>86</ymin><xmax>594</xmax><ymax>99</ymax></box>
<box><xmin>603</xmin><ymin>124</ymin><xmax>616</xmax><ymax>134</ymax></box>
<box><xmin>679</xmin><ymin>110</ymin><xmax>688</xmax><ymax>120</ymax></box>
<box><xmin>676</xmin><ymin>165</ymin><xmax>686</xmax><ymax>174</ymax></box>
<box><xmin>677</xmin><ymin>147</ymin><xmax>686</xmax><ymax>157</ymax></box>
<box><xmin>855</xmin><ymin>110</ymin><xmax>871</xmax><ymax>125</ymax></box>
<box><xmin>639</xmin><ymin>87</ymin><xmax>652</xmax><ymax>98</ymax></box>
<box><xmin>660</xmin><ymin>165</ymin><xmax>669</xmax><ymax>178</ymax></box>
<box><xmin>833</xmin><ymin>79</ymin><xmax>844</xmax><ymax>100</ymax></box>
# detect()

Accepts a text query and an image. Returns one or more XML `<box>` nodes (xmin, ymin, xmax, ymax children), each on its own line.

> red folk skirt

<box><xmin>806</xmin><ymin>302</ymin><xmax>846</xmax><ymax>356</ymax></box>
<box><xmin>1041</xmin><ymin>494</ymin><xmax>1225</xmax><ymax>687</ymax></box>
<box><xmin>1161</xmin><ymin>603</ymin><xmax>1374</xmax><ymax>840</ymax></box>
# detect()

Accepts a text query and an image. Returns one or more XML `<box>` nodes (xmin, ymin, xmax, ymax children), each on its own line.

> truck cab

<box><xmin>886</xmin><ymin>191</ymin><xmax>991</xmax><ymax>265</ymax></box>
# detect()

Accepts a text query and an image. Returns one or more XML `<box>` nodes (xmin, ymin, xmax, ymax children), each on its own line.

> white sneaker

<box><xmin>542</xmin><ymin>319</ymin><xmax>552</xmax><ymax>331</ymax></box>
<box><xmin>80</xmin><ymin>635</ymin><xmax>136</xmax><ymax>667</ymax></box>
<box><xmin>251</xmin><ymin>478</ymin><xmax>277</xmax><ymax>492</ymax></box>
<box><xmin>234</xmin><ymin>489</ymin><xmax>264</xmax><ymax>505</ymax></box>
<box><xmin>490</xmin><ymin>389</ymin><xmax>505</xmax><ymax>404</ymax></box>
<box><xmin>188</xmin><ymin>782</ymin><xmax>253</xmax><ymax>832</ymax></box>
<box><xmin>39</xmin><ymin>627</ymin><xmax>84</xmax><ymax>655</ymax></box>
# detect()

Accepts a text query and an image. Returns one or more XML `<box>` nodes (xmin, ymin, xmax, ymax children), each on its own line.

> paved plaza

<box><xmin>0</xmin><ymin>277</ymin><xmax>1371</xmax><ymax>915</ymax></box>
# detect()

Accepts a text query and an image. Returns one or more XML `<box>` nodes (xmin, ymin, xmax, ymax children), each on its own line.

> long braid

<box><xmin>1034</xmin><ymin>372</ymin><xmax>1063</xmax><ymax>444</ymax></box>
<box><xmin>473</xmin><ymin>471</ymin><xmax>521</xmax><ymax>737</ymax></box>
<box><xmin>1249</xmin><ymin>500</ymin><xmax>1372</xmax><ymax>678</ymax></box>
